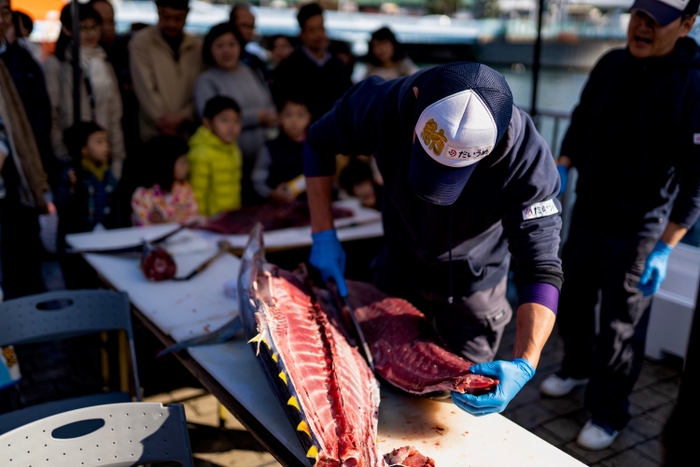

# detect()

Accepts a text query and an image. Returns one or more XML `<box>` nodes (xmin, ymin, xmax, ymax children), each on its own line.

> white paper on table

<box><xmin>163</xmin><ymin>229</ymin><xmax>212</xmax><ymax>256</ymax></box>
<box><xmin>66</xmin><ymin>224</ymin><xmax>182</xmax><ymax>252</ymax></box>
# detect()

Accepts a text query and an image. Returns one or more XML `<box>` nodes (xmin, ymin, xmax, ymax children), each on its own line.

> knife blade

<box><xmin>341</xmin><ymin>294</ymin><xmax>375</xmax><ymax>373</ymax></box>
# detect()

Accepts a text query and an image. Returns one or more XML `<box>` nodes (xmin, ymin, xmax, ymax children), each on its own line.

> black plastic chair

<box><xmin>0</xmin><ymin>289</ymin><xmax>142</xmax><ymax>434</ymax></box>
<box><xmin>0</xmin><ymin>401</ymin><xmax>194</xmax><ymax>466</ymax></box>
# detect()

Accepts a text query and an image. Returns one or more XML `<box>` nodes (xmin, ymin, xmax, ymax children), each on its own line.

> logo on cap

<box><xmin>415</xmin><ymin>89</ymin><xmax>498</xmax><ymax>169</ymax></box>
<box><xmin>420</xmin><ymin>119</ymin><xmax>448</xmax><ymax>156</ymax></box>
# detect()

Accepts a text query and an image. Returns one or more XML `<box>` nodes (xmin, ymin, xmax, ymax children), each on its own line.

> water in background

<box><xmin>495</xmin><ymin>65</ymin><xmax>590</xmax><ymax>155</ymax></box>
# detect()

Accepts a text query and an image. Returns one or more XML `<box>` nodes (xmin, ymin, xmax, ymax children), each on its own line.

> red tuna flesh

<box><xmin>255</xmin><ymin>267</ymin><xmax>385</xmax><ymax>466</ymax></box>
<box><xmin>198</xmin><ymin>200</ymin><xmax>353</xmax><ymax>235</ymax></box>
<box><xmin>343</xmin><ymin>280</ymin><xmax>498</xmax><ymax>395</ymax></box>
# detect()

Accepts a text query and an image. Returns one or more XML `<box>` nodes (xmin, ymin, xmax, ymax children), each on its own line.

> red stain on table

<box><xmin>175</xmin><ymin>294</ymin><xmax>191</xmax><ymax>305</ymax></box>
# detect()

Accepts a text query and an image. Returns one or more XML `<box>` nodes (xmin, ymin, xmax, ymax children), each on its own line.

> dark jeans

<box><xmin>373</xmin><ymin>263</ymin><xmax>512</xmax><ymax>364</ymax></box>
<box><xmin>557</xmin><ymin>216</ymin><xmax>655</xmax><ymax>431</ymax></box>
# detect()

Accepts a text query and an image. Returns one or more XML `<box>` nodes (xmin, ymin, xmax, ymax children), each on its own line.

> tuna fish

<box><xmin>238</xmin><ymin>224</ymin><xmax>434</xmax><ymax>467</ymax></box>
<box><xmin>238</xmin><ymin>224</ymin><xmax>502</xmax><ymax>465</ymax></box>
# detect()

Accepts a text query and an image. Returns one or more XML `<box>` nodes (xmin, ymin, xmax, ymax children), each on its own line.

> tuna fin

<box><xmin>278</xmin><ymin>370</ymin><xmax>287</xmax><ymax>385</ymax></box>
<box><xmin>272</xmin><ymin>353</ymin><xmax>279</xmax><ymax>362</ymax></box>
<box><xmin>287</xmin><ymin>395</ymin><xmax>300</xmax><ymax>411</ymax></box>
<box><xmin>247</xmin><ymin>333</ymin><xmax>270</xmax><ymax>355</ymax></box>
<box><xmin>157</xmin><ymin>316</ymin><xmax>243</xmax><ymax>357</ymax></box>
<box><xmin>306</xmin><ymin>445</ymin><xmax>319</xmax><ymax>461</ymax></box>
<box><xmin>296</xmin><ymin>420</ymin><xmax>310</xmax><ymax>437</ymax></box>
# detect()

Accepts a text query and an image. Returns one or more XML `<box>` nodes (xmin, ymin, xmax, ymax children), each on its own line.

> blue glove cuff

<box><xmin>312</xmin><ymin>229</ymin><xmax>339</xmax><ymax>242</ymax></box>
<box><xmin>513</xmin><ymin>358</ymin><xmax>536</xmax><ymax>380</ymax></box>
<box><xmin>652</xmin><ymin>240</ymin><xmax>672</xmax><ymax>257</ymax></box>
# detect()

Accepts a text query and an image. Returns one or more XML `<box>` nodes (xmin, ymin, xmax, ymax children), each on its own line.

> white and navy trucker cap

<box><xmin>408</xmin><ymin>62</ymin><xmax>513</xmax><ymax>205</ymax></box>
<box><xmin>630</xmin><ymin>0</ymin><xmax>699</xmax><ymax>25</ymax></box>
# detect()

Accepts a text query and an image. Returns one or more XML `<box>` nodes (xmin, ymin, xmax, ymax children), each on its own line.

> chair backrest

<box><xmin>0</xmin><ymin>402</ymin><xmax>194</xmax><ymax>467</ymax></box>
<box><xmin>0</xmin><ymin>289</ymin><xmax>142</xmax><ymax>400</ymax></box>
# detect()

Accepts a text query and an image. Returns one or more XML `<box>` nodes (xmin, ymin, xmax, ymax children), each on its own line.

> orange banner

<box><xmin>12</xmin><ymin>0</ymin><xmax>66</xmax><ymax>21</ymax></box>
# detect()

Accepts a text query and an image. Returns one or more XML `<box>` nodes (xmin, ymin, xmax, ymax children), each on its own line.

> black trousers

<box><xmin>557</xmin><ymin>215</ymin><xmax>655</xmax><ymax>431</ymax></box>
<box><xmin>0</xmin><ymin>199</ymin><xmax>45</xmax><ymax>299</ymax></box>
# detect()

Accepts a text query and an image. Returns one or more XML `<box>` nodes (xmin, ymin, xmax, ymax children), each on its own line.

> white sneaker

<box><xmin>576</xmin><ymin>420</ymin><xmax>619</xmax><ymax>451</ymax></box>
<box><xmin>539</xmin><ymin>374</ymin><xmax>589</xmax><ymax>397</ymax></box>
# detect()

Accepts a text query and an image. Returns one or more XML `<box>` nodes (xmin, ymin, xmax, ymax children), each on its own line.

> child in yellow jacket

<box><xmin>188</xmin><ymin>96</ymin><xmax>243</xmax><ymax>217</ymax></box>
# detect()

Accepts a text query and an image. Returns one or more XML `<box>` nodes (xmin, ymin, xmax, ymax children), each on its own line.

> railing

<box><xmin>518</xmin><ymin>105</ymin><xmax>571</xmax><ymax>158</ymax></box>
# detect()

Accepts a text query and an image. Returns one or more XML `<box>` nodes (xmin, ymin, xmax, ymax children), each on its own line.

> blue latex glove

<box><xmin>451</xmin><ymin>358</ymin><xmax>535</xmax><ymax>416</ymax></box>
<box><xmin>638</xmin><ymin>240</ymin><xmax>672</xmax><ymax>297</ymax></box>
<box><xmin>557</xmin><ymin>165</ymin><xmax>568</xmax><ymax>197</ymax></box>
<box><xmin>310</xmin><ymin>229</ymin><xmax>348</xmax><ymax>297</ymax></box>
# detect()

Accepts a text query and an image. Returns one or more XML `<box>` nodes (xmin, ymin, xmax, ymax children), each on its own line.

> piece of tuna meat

<box><xmin>345</xmin><ymin>280</ymin><xmax>498</xmax><ymax>395</ymax></box>
<box><xmin>385</xmin><ymin>446</ymin><xmax>436</xmax><ymax>467</ymax></box>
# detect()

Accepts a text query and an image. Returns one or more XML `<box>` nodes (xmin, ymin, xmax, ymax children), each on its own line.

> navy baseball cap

<box><xmin>409</xmin><ymin>62</ymin><xmax>513</xmax><ymax>206</ymax></box>
<box><xmin>630</xmin><ymin>0</ymin><xmax>699</xmax><ymax>25</ymax></box>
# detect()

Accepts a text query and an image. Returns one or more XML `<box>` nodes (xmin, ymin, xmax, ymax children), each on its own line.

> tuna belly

<box><xmin>253</xmin><ymin>269</ymin><xmax>383</xmax><ymax>466</ymax></box>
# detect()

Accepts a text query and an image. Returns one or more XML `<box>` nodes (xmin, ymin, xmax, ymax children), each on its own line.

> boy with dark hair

<box><xmin>252</xmin><ymin>96</ymin><xmax>311</xmax><ymax>203</ymax></box>
<box><xmin>338</xmin><ymin>156</ymin><xmax>382</xmax><ymax>210</ymax></box>
<box><xmin>56</xmin><ymin>121</ymin><xmax>119</xmax><ymax>243</ymax></box>
<box><xmin>188</xmin><ymin>96</ymin><xmax>243</xmax><ymax>216</ymax></box>
<box><xmin>270</xmin><ymin>2</ymin><xmax>352</xmax><ymax>121</ymax></box>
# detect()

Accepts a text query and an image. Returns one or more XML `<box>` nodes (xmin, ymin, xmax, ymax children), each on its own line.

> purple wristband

<box><xmin>519</xmin><ymin>283</ymin><xmax>559</xmax><ymax>315</ymax></box>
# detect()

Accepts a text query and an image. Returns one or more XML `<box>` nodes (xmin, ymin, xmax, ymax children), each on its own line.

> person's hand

<box><xmin>158</xmin><ymin>112</ymin><xmax>186</xmax><ymax>136</ymax></box>
<box><xmin>309</xmin><ymin>229</ymin><xmax>347</xmax><ymax>297</ymax></box>
<box><xmin>270</xmin><ymin>183</ymin><xmax>296</xmax><ymax>204</ymax></box>
<box><xmin>638</xmin><ymin>240</ymin><xmax>672</xmax><ymax>297</ymax></box>
<box><xmin>557</xmin><ymin>165</ymin><xmax>568</xmax><ymax>197</ymax></box>
<box><xmin>258</xmin><ymin>109</ymin><xmax>278</xmax><ymax>128</ymax></box>
<box><xmin>451</xmin><ymin>358</ymin><xmax>535</xmax><ymax>416</ymax></box>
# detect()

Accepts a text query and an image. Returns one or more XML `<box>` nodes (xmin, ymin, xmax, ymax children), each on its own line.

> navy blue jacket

<box><xmin>561</xmin><ymin>37</ymin><xmax>700</xmax><ymax>238</ymax></box>
<box><xmin>305</xmin><ymin>70</ymin><xmax>563</xmax><ymax>297</ymax></box>
<box><xmin>55</xmin><ymin>165</ymin><xmax>119</xmax><ymax>252</ymax></box>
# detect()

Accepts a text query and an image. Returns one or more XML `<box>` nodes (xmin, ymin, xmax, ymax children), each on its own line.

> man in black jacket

<box><xmin>304</xmin><ymin>62</ymin><xmax>563</xmax><ymax>417</ymax></box>
<box><xmin>270</xmin><ymin>3</ymin><xmax>352</xmax><ymax>122</ymax></box>
<box><xmin>540</xmin><ymin>0</ymin><xmax>700</xmax><ymax>451</ymax></box>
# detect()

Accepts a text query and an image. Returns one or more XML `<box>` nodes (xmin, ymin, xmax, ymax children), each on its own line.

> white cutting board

<box><xmin>377</xmin><ymin>386</ymin><xmax>585</xmax><ymax>466</ymax></box>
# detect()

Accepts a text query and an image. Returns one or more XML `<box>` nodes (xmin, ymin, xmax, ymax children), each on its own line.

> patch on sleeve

<box><xmin>694</xmin><ymin>133</ymin><xmax>700</xmax><ymax>145</ymax></box>
<box><xmin>522</xmin><ymin>199</ymin><xmax>559</xmax><ymax>220</ymax></box>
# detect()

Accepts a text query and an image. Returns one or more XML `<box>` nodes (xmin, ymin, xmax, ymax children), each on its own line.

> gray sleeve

<box><xmin>194</xmin><ymin>73</ymin><xmax>218</xmax><ymax>119</ymax></box>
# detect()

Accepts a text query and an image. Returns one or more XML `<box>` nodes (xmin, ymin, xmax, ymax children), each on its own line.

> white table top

<box><xmin>67</xmin><ymin>227</ymin><xmax>585</xmax><ymax>467</ymax></box>
<box><xmin>66</xmin><ymin>198</ymin><xmax>383</xmax><ymax>253</ymax></box>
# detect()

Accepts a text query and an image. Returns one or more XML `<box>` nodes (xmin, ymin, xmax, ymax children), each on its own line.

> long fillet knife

<box><xmin>341</xmin><ymin>294</ymin><xmax>375</xmax><ymax>373</ymax></box>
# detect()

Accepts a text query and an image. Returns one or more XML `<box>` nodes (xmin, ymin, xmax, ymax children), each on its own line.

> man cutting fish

<box><xmin>303</xmin><ymin>61</ymin><xmax>563</xmax><ymax>416</ymax></box>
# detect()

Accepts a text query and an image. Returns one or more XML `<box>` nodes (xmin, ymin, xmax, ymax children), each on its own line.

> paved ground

<box><xmin>2</xmin><ymin>254</ymin><xmax>684</xmax><ymax>467</ymax></box>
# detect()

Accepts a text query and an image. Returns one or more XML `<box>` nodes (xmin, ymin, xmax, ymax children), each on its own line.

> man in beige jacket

<box><xmin>129</xmin><ymin>0</ymin><xmax>203</xmax><ymax>142</ymax></box>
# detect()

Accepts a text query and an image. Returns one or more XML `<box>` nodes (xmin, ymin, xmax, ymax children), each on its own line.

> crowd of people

<box><xmin>0</xmin><ymin>0</ymin><xmax>401</xmax><ymax>300</ymax></box>
<box><xmin>0</xmin><ymin>0</ymin><xmax>699</xmax><ymax>464</ymax></box>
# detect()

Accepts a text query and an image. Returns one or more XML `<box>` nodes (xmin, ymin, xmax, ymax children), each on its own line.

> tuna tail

<box><xmin>156</xmin><ymin>316</ymin><xmax>243</xmax><ymax>357</ymax></box>
<box><xmin>238</xmin><ymin>223</ymin><xmax>265</xmax><ymax>341</ymax></box>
